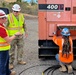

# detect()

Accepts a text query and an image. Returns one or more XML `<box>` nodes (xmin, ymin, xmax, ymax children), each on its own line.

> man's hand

<box><xmin>15</xmin><ymin>32</ymin><xmax>22</xmax><ymax>36</ymax></box>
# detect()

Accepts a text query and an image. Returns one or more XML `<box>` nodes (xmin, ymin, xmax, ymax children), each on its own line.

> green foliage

<box><xmin>17</xmin><ymin>0</ymin><xmax>22</xmax><ymax>2</ymax></box>
<box><xmin>30</xmin><ymin>0</ymin><xmax>35</xmax><ymax>5</ymax></box>
<box><xmin>0</xmin><ymin>1</ymin><xmax>38</xmax><ymax>15</ymax></box>
<box><xmin>2</xmin><ymin>2</ymin><xmax>6</xmax><ymax>7</ymax></box>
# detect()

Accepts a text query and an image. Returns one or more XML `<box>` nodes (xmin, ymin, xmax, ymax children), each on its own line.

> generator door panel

<box><xmin>72</xmin><ymin>0</ymin><xmax>76</xmax><ymax>22</ymax></box>
<box><xmin>46</xmin><ymin>0</ymin><xmax>71</xmax><ymax>22</ymax></box>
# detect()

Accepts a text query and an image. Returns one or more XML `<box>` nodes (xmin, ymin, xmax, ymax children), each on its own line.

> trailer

<box><xmin>38</xmin><ymin>0</ymin><xmax>76</xmax><ymax>58</ymax></box>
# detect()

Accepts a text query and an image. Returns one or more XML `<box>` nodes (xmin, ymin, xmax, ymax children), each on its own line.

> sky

<box><xmin>23</xmin><ymin>0</ymin><xmax>37</xmax><ymax>3</ymax></box>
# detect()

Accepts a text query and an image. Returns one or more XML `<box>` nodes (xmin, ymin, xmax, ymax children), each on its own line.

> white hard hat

<box><xmin>0</xmin><ymin>10</ymin><xmax>7</xmax><ymax>18</ymax></box>
<box><xmin>12</xmin><ymin>4</ymin><xmax>21</xmax><ymax>11</ymax></box>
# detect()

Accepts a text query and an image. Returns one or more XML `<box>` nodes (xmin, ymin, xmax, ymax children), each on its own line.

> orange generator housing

<box><xmin>38</xmin><ymin>0</ymin><xmax>76</xmax><ymax>58</ymax></box>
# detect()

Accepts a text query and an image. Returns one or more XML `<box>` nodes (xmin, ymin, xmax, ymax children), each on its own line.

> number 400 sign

<box><xmin>47</xmin><ymin>4</ymin><xmax>59</xmax><ymax>10</ymax></box>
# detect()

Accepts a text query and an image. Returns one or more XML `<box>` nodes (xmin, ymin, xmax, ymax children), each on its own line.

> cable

<box><xmin>47</xmin><ymin>68</ymin><xmax>55</xmax><ymax>75</ymax></box>
<box><xmin>48</xmin><ymin>65</ymin><xmax>60</xmax><ymax>75</ymax></box>
<box><xmin>19</xmin><ymin>64</ymin><xmax>76</xmax><ymax>75</ymax></box>
<box><xmin>43</xmin><ymin>65</ymin><xmax>60</xmax><ymax>75</ymax></box>
<box><xmin>42</xmin><ymin>65</ymin><xmax>60</xmax><ymax>75</ymax></box>
<box><xmin>42</xmin><ymin>65</ymin><xmax>57</xmax><ymax>75</ymax></box>
<box><xmin>19</xmin><ymin>64</ymin><xmax>51</xmax><ymax>75</ymax></box>
<box><xmin>42</xmin><ymin>65</ymin><xmax>75</xmax><ymax>75</ymax></box>
<box><xmin>72</xmin><ymin>72</ymin><xmax>75</xmax><ymax>75</ymax></box>
<box><xmin>51</xmin><ymin>65</ymin><xmax>61</xmax><ymax>75</ymax></box>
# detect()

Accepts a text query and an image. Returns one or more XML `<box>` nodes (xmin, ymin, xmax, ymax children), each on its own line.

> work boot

<box><xmin>10</xmin><ymin>71</ymin><xmax>16</xmax><ymax>75</ymax></box>
<box><xmin>18</xmin><ymin>61</ymin><xmax>26</xmax><ymax>65</ymax></box>
<box><xmin>67</xmin><ymin>65</ymin><xmax>73</xmax><ymax>73</ymax></box>
<box><xmin>59</xmin><ymin>63</ymin><xmax>67</xmax><ymax>72</ymax></box>
<box><xmin>9</xmin><ymin>64</ymin><xmax>14</xmax><ymax>69</ymax></box>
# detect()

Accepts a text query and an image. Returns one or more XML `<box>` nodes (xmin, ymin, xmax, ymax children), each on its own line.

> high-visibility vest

<box><xmin>53</xmin><ymin>35</ymin><xmax>73</xmax><ymax>63</ymax></box>
<box><xmin>0</xmin><ymin>26</ymin><xmax>10</xmax><ymax>51</ymax></box>
<box><xmin>7</xmin><ymin>13</ymin><xmax>25</xmax><ymax>36</ymax></box>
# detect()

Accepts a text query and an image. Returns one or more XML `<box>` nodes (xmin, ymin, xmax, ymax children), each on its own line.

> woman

<box><xmin>53</xmin><ymin>28</ymin><xmax>73</xmax><ymax>73</ymax></box>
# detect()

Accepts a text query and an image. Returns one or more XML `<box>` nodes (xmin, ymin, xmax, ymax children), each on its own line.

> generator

<box><xmin>38</xmin><ymin>0</ymin><xmax>76</xmax><ymax>58</ymax></box>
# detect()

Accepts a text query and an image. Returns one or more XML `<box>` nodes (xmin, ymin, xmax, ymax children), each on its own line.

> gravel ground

<box><xmin>12</xmin><ymin>18</ymin><xmax>76</xmax><ymax>75</ymax></box>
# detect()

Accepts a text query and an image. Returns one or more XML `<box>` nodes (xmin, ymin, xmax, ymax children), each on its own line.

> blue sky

<box><xmin>23</xmin><ymin>0</ymin><xmax>37</xmax><ymax>3</ymax></box>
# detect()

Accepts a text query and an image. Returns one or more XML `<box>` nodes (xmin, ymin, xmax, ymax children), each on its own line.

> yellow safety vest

<box><xmin>7</xmin><ymin>13</ymin><xmax>25</xmax><ymax>36</ymax></box>
<box><xmin>0</xmin><ymin>26</ymin><xmax>10</xmax><ymax>51</ymax></box>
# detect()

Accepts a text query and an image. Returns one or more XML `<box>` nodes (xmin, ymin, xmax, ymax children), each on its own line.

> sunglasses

<box><xmin>1</xmin><ymin>17</ymin><xmax>7</xmax><ymax>19</ymax></box>
<box><xmin>14</xmin><ymin>11</ymin><xmax>19</xmax><ymax>13</ymax></box>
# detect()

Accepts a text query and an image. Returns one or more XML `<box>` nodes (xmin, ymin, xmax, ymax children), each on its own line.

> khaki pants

<box><xmin>9</xmin><ymin>35</ymin><xmax>24</xmax><ymax>64</ymax></box>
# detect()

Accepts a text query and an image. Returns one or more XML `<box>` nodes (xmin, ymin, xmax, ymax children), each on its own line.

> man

<box><xmin>0</xmin><ymin>9</ymin><xmax>22</xmax><ymax>75</ymax></box>
<box><xmin>7</xmin><ymin>4</ymin><xmax>28</xmax><ymax>69</ymax></box>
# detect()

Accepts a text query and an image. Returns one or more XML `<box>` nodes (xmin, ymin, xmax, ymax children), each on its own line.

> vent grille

<box><xmin>73</xmin><ymin>7</ymin><xmax>76</xmax><ymax>14</ymax></box>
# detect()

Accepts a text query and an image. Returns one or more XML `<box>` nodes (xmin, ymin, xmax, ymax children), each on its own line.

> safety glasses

<box><xmin>1</xmin><ymin>17</ymin><xmax>7</xmax><ymax>19</ymax></box>
<box><xmin>14</xmin><ymin>11</ymin><xmax>19</xmax><ymax>13</ymax></box>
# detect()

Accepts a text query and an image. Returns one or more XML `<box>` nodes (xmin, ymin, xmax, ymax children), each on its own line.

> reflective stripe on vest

<box><xmin>0</xmin><ymin>42</ymin><xmax>9</xmax><ymax>47</ymax></box>
<box><xmin>0</xmin><ymin>26</ymin><xmax>10</xmax><ymax>51</ymax></box>
<box><xmin>7</xmin><ymin>13</ymin><xmax>24</xmax><ymax>36</ymax></box>
<box><xmin>7</xmin><ymin>26</ymin><xmax>23</xmax><ymax>30</ymax></box>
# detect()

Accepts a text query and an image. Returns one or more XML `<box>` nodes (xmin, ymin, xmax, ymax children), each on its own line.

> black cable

<box><xmin>19</xmin><ymin>64</ymin><xmax>76</xmax><ymax>75</ymax></box>
<box><xmin>47</xmin><ymin>65</ymin><xmax>60</xmax><ymax>75</ymax></box>
<box><xmin>43</xmin><ymin>65</ymin><xmax>75</xmax><ymax>75</ymax></box>
<box><xmin>43</xmin><ymin>65</ymin><xmax>57</xmax><ymax>73</ymax></box>
<box><xmin>52</xmin><ymin>66</ymin><xmax>76</xmax><ymax>75</ymax></box>
<box><xmin>72</xmin><ymin>67</ymin><xmax>76</xmax><ymax>75</ymax></box>
<box><xmin>52</xmin><ymin>66</ymin><xmax>75</xmax><ymax>75</ymax></box>
<box><xmin>51</xmin><ymin>65</ymin><xmax>61</xmax><ymax>75</ymax></box>
<box><xmin>19</xmin><ymin>64</ymin><xmax>51</xmax><ymax>75</ymax></box>
<box><xmin>47</xmin><ymin>67</ymin><xmax>55</xmax><ymax>75</ymax></box>
<box><xmin>42</xmin><ymin>65</ymin><xmax>57</xmax><ymax>75</ymax></box>
<box><xmin>42</xmin><ymin>65</ymin><xmax>60</xmax><ymax>75</ymax></box>
<box><xmin>71</xmin><ymin>72</ymin><xmax>75</xmax><ymax>75</ymax></box>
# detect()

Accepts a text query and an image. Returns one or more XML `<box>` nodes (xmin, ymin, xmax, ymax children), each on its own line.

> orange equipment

<box><xmin>38</xmin><ymin>0</ymin><xmax>76</xmax><ymax>58</ymax></box>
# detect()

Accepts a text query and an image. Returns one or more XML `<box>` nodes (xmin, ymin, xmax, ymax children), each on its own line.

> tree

<box><xmin>30</xmin><ymin>0</ymin><xmax>35</xmax><ymax>5</ymax></box>
<box><xmin>17</xmin><ymin>0</ymin><xmax>22</xmax><ymax>2</ymax></box>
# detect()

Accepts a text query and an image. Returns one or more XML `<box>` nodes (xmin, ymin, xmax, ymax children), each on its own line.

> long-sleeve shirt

<box><xmin>53</xmin><ymin>35</ymin><xmax>73</xmax><ymax>63</ymax></box>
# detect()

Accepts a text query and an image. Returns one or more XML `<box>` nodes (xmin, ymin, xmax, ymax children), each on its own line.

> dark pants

<box><xmin>0</xmin><ymin>50</ymin><xmax>11</xmax><ymax>75</ymax></box>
